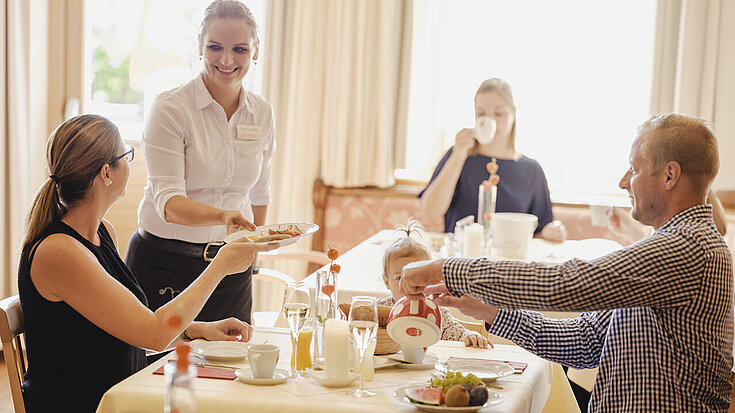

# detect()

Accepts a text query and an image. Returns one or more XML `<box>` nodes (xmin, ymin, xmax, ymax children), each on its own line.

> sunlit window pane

<box><xmin>403</xmin><ymin>0</ymin><xmax>656</xmax><ymax>199</ymax></box>
<box><xmin>84</xmin><ymin>0</ymin><xmax>266</xmax><ymax>141</ymax></box>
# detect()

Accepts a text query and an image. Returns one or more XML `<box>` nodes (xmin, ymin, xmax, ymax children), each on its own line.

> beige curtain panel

<box><xmin>263</xmin><ymin>0</ymin><xmax>412</xmax><ymax>277</ymax></box>
<box><xmin>650</xmin><ymin>0</ymin><xmax>735</xmax><ymax>189</ymax></box>
<box><xmin>1</xmin><ymin>0</ymin><xmax>48</xmax><ymax>298</ymax></box>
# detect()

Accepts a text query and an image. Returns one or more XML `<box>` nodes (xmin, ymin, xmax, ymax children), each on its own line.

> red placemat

<box><xmin>153</xmin><ymin>365</ymin><xmax>236</xmax><ymax>380</ymax></box>
<box><xmin>447</xmin><ymin>357</ymin><xmax>528</xmax><ymax>374</ymax></box>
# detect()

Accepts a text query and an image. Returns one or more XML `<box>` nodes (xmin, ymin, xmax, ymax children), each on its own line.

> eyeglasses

<box><xmin>111</xmin><ymin>145</ymin><xmax>135</xmax><ymax>163</ymax></box>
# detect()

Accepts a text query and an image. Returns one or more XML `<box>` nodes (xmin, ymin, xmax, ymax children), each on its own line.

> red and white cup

<box><xmin>387</xmin><ymin>295</ymin><xmax>442</xmax><ymax>350</ymax></box>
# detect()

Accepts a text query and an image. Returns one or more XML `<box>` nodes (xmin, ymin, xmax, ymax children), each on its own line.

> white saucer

<box><xmin>190</xmin><ymin>341</ymin><xmax>249</xmax><ymax>362</ymax></box>
<box><xmin>235</xmin><ymin>368</ymin><xmax>289</xmax><ymax>385</ymax></box>
<box><xmin>388</xmin><ymin>354</ymin><xmax>439</xmax><ymax>370</ymax></box>
<box><xmin>311</xmin><ymin>371</ymin><xmax>360</xmax><ymax>388</ymax></box>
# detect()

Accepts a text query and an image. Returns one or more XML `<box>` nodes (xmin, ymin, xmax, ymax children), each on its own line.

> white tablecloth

<box><xmin>96</xmin><ymin>327</ymin><xmax>552</xmax><ymax>413</ymax></box>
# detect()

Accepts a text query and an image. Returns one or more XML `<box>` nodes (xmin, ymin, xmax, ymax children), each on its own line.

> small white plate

<box><xmin>393</xmin><ymin>386</ymin><xmax>502</xmax><ymax>412</ymax></box>
<box><xmin>374</xmin><ymin>357</ymin><xmax>401</xmax><ymax>370</ymax></box>
<box><xmin>235</xmin><ymin>368</ymin><xmax>289</xmax><ymax>385</ymax></box>
<box><xmin>311</xmin><ymin>371</ymin><xmax>360</xmax><ymax>388</ymax></box>
<box><xmin>224</xmin><ymin>222</ymin><xmax>319</xmax><ymax>247</ymax></box>
<box><xmin>189</xmin><ymin>341</ymin><xmax>249</xmax><ymax>362</ymax></box>
<box><xmin>388</xmin><ymin>354</ymin><xmax>439</xmax><ymax>370</ymax></box>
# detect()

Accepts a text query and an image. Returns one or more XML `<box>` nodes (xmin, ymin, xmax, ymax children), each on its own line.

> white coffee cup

<box><xmin>248</xmin><ymin>344</ymin><xmax>279</xmax><ymax>379</ymax></box>
<box><xmin>492</xmin><ymin>213</ymin><xmax>538</xmax><ymax>259</ymax></box>
<box><xmin>473</xmin><ymin>116</ymin><xmax>497</xmax><ymax>144</ymax></box>
<box><xmin>589</xmin><ymin>205</ymin><xmax>611</xmax><ymax>227</ymax></box>
<box><xmin>401</xmin><ymin>345</ymin><xmax>427</xmax><ymax>364</ymax></box>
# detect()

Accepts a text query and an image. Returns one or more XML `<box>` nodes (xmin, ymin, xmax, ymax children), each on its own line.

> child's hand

<box><xmin>464</xmin><ymin>333</ymin><xmax>493</xmax><ymax>348</ymax></box>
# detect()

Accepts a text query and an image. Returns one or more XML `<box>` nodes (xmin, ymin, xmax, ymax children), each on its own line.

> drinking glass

<box><xmin>290</xmin><ymin>317</ymin><xmax>314</xmax><ymax>375</ymax></box>
<box><xmin>347</xmin><ymin>296</ymin><xmax>378</xmax><ymax>398</ymax></box>
<box><xmin>282</xmin><ymin>282</ymin><xmax>311</xmax><ymax>379</ymax></box>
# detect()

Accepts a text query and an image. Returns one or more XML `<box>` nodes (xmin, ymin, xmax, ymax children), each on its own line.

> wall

<box><xmin>104</xmin><ymin>141</ymin><xmax>145</xmax><ymax>258</ymax></box>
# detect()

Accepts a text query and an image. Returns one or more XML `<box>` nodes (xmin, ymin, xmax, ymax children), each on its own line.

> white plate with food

<box><xmin>224</xmin><ymin>222</ymin><xmax>319</xmax><ymax>247</ymax></box>
<box><xmin>189</xmin><ymin>341</ymin><xmax>249</xmax><ymax>362</ymax></box>
<box><xmin>393</xmin><ymin>385</ymin><xmax>501</xmax><ymax>412</ymax></box>
<box><xmin>435</xmin><ymin>360</ymin><xmax>515</xmax><ymax>383</ymax></box>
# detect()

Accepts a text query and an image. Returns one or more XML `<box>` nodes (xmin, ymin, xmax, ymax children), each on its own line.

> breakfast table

<box><xmin>96</xmin><ymin>326</ymin><xmax>553</xmax><ymax>413</ymax></box>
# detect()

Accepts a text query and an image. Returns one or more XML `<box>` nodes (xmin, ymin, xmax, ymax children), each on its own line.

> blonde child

<box><xmin>379</xmin><ymin>220</ymin><xmax>492</xmax><ymax>348</ymax></box>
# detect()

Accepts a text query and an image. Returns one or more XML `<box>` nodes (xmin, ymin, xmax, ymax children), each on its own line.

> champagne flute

<box><xmin>347</xmin><ymin>296</ymin><xmax>378</xmax><ymax>398</ymax></box>
<box><xmin>283</xmin><ymin>282</ymin><xmax>311</xmax><ymax>379</ymax></box>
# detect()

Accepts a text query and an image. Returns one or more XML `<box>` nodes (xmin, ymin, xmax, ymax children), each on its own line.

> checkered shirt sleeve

<box><xmin>443</xmin><ymin>205</ymin><xmax>733</xmax><ymax>412</ymax></box>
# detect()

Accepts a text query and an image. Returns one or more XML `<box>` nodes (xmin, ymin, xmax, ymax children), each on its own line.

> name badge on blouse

<box><xmin>236</xmin><ymin>124</ymin><xmax>260</xmax><ymax>141</ymax></box>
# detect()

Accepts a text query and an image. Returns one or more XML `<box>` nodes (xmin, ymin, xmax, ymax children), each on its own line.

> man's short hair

<box><xmin>638</xmin><ymin>113</ymin><xmax>719</xmax><ymax>194</ymax></box>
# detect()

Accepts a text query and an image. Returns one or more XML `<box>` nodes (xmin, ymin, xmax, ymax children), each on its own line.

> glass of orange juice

<box><xmin>291</xmin><ymin>318</ymin><xmax>314</xmax><ymax>374</ymax></box>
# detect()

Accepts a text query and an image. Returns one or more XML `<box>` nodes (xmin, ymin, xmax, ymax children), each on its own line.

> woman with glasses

<box><xmin>18</xmin><ymin>114</ymin><xmax>275</xmax><ymax>412</ymax></box>
<box><xmin>124</xmin><ymin>0</ymin><xmax>273</xmax><ymax>324</ymax></box>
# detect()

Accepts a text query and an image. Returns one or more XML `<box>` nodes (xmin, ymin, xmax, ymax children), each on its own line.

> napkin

<box><xmin>153</xmin><ymin>365</ymin><xmax>236</xmax><ymax>380</ymax></box>
<box><xmin>447</xmin><ymin>357</ymin><xmax>528</xmax><ymax>374</ymax></box>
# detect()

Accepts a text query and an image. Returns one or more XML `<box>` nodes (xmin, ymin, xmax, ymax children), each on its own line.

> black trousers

<box><xmin>125</xmin><ymin>230</ymin><xmax>252</xmax><ymax>323</ymax></box>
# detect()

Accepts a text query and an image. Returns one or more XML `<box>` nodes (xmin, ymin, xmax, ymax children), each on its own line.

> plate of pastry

<box><xmin>225</xmin><ymin>222</ymin><xmax>319</xmax><ymax>247</ymax></box>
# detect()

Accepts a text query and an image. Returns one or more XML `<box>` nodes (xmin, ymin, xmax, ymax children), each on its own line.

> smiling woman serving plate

<box><xmin>125</xmin><ymin>0</ymin><xmax>276</xmax><ymax>325</ymax></box>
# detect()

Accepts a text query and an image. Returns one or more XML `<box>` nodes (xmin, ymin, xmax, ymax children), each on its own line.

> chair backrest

<box><xmin>252</xmin><ymin>269</ymin><xmax>295</xmax><ymax>313</ymax></box>
<box><xmin>0</xmin><ymin>295</ymin><xmax>27</xmax><ymax>413</ymax></box>
<box><xmin>258</xmin><ymin>249</ymin><xmax>331</xmax><ymax>280</ymax></box>
<box><xmin>252</xmin><ymin>269</ymin><xmax>296</xmax><ymax>328</ymax></box>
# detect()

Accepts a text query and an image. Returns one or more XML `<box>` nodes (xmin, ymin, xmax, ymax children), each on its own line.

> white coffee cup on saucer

<box><xmin>589</xmin><ymin>205</ymin><xmax>611</xmax><ymax>227</ymax></box>
<box><xmin>474</xmin><ymin>116</ymin><xmax>497</xmax><ymax>144</ymax></box>
<box><xmin>401</xmin><ymin>346</ymin><xmax>427</xmax><ymax>364</ymax></box>
<box><xmin>248</xmin><ymin>344</ymin><xmax>279</xmax><ymax>379</ymax></box>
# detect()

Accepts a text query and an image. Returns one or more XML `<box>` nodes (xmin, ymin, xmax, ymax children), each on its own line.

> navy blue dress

<box><xmin>18</xmin><ymin>221</ymin><xmax>147</xmax><ymax>413</ymax></box>
<box><xmin>420</xmin><ymin>148</ymin><xmax>554</xmax><ymax>233</ymax></box>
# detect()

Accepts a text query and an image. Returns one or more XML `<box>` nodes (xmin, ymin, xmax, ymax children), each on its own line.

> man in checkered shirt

<box><xmin>404</xmin><ymin>113</ymin><xmax>733</xmax><ymax>412</ymax></box>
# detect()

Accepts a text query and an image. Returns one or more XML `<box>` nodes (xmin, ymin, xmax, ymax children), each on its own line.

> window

<box><xmin>84</xmin><ymin>0</ymin><xmax>266</xmax><ymax>141</ymax></box>
<box><xmin>401</xmin><ymin>0</ymin><xmax>657</xmax><ymax>200</ymax></box>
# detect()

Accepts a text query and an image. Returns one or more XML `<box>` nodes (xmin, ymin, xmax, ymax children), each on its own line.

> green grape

<box><xmin>431</xmin><ymin>371</ymin><xmax>484</xmax><ymax>392</ymax></box>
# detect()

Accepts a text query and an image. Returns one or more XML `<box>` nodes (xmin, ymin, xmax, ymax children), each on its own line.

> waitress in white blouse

<box><xmin>125</xmin><ymin>0</ymin><xmax>272</xmax><ymax>323</ymax></box>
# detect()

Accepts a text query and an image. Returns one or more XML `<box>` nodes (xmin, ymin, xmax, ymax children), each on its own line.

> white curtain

<box><xmin>650</xmin><ymin>0</ymin><xmax>735</xmax><ymax>190</ymax></box>
<box><xmin>263</xmin><ymin>1</ymin><xmax>413</xmax><ymax>215</ymax></box>
<box><xmin>1</xmin><ymin>0</ymin><xmax>48</xmax><ymax>298</ymax></box>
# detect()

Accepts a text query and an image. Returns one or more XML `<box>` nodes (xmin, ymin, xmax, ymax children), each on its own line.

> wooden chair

<box><xmin>251</xmin><ymin>268</ymin><xmax>295</xmax><ymax>328</ymax></box>
<box><xmin>0</xmin><ymin>295</ymin><xmax>26</xmax><ymax>413</ymax></box>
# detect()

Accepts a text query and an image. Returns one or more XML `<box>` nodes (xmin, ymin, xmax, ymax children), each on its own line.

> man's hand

<box><xmin>399</xmin><ymin>259</ymin><xmax>446</xmax><ymax>296</ymax></box>
<box><xmin>425</xmin><ymin>284</ymin><xmax>499</xmax><ymax>325</ymax></box>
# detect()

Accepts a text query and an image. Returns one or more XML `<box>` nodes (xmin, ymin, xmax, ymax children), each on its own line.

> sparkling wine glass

<box><xmin>347</xmin><ymin>296</ymin><xmax>378</xmax><ymax>398</ymax></box>
<box><xmin>282</xmin><ymin>282</ymin><xmax>311</xmax><ymax>379</ymax></box>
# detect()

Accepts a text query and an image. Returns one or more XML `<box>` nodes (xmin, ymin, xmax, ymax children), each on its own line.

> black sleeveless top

<box><xmin>18</xmin><ymin>221</ymin><xmax>148</xmax><ymax>413</ymax></box>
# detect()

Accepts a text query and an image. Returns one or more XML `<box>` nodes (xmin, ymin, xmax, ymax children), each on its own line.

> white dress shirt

<box><xmin>138</xmin><ymin>74</ymin><xmax>275</xmax><ymax>243</ymax></box>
